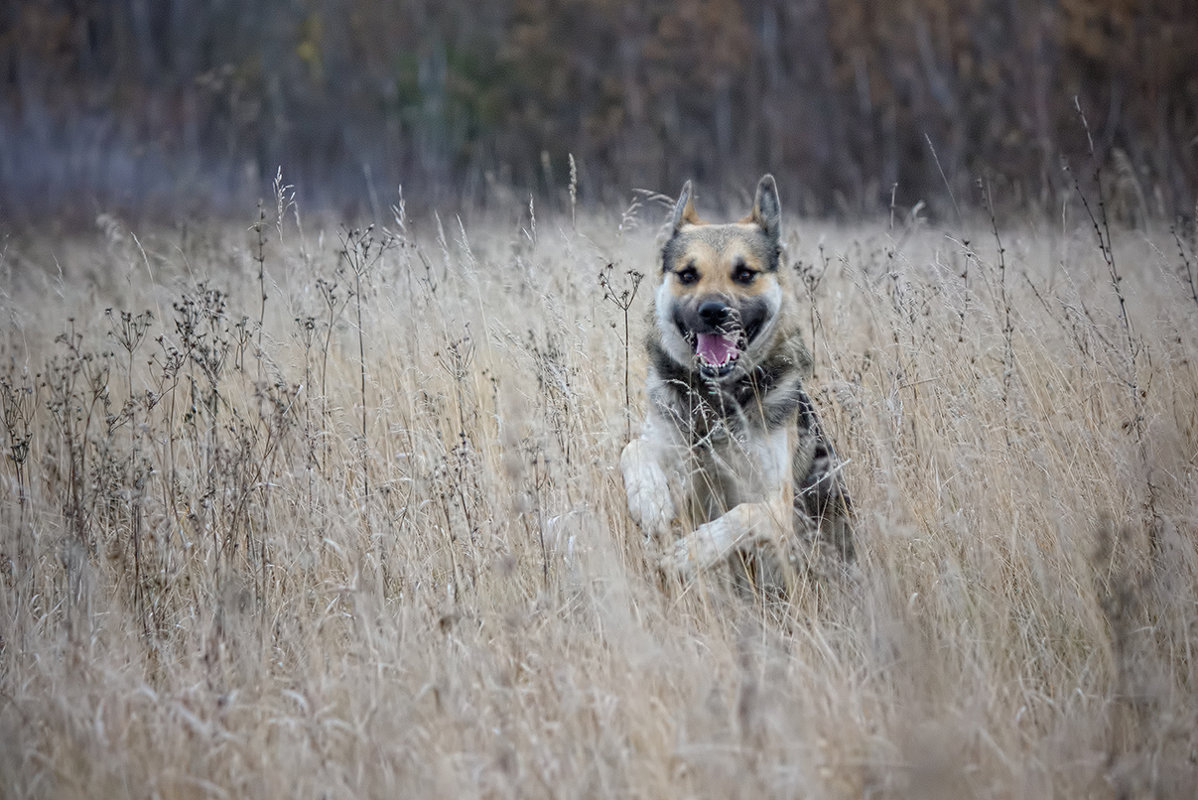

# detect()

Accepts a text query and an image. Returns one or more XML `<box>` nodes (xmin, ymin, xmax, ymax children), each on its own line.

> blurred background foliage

<box><xmin>1</xmin><ymin>0</ymin><xmax>1194</xmax><ymax>219</ymax></box>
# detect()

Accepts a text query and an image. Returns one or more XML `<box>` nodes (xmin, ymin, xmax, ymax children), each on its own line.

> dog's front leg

<box><xmin>664</xmin><ymin>497</ymin><xmax>791</xmax><ymax>577</ymax></box>
<box><xmin>620</xmin><ymin>436</ymin><xmax>677</xmax><ymax>543</ymax></box>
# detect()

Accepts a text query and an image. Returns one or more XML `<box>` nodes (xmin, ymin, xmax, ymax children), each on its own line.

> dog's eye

<box><xmin>733</xmin><ymin>265</ymin><xmax>757</xmax><ymax>284</ymax></box>
<box><xmin>676</xmin><ymin>266</ymin><xmax>699</xmax><ymax>285</ymax></box>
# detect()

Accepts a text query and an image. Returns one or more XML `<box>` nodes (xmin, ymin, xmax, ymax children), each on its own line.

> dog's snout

<box><xmin>697</xmin><ymin>300</ymin><xmax>728</xmax><ymax>325</ymax></box>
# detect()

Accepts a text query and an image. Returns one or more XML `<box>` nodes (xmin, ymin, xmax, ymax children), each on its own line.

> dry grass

<box><xmin>1</xmin><ymin>191</ymin><xmax>1196</xmax><ymax>799</ymax></box>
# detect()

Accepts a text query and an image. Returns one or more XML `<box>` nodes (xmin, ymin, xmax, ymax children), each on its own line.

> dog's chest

<box><xmin>682</xmin><ymin>425</ymin><xmax>790</xmax><ymax>522</ymax></box>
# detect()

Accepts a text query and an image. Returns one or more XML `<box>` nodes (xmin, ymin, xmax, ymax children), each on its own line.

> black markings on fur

<box><xmin>648</xmin><ymin>339</ymin><xmax>747</xmax><ymax>445</ymax></box>
<box><xmin>647</xmin><ymin>339</ymin><xmax>802</xmax><ymax>443</ymax></box>
<box><xmin>796</xmin><ymin>389</ymin><xmax>854</xmax><ymax>560</ymax></box>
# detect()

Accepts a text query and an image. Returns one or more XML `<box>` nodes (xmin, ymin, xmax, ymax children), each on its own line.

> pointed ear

<box><xmin>751</xmin><ymin>174</ymin><xmax>781</xmax><ymax>243</ymax></box>
<box><xmin>669</xmin><ymin>180</ymin><xmax>701</xmax><ymax>231</ymax></box>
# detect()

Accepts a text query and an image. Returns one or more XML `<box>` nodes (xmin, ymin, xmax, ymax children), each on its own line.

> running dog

<box><xmin>620</xmin><ymin>175</ymin><xmax>853</xmax><ymax>593</ymax></box>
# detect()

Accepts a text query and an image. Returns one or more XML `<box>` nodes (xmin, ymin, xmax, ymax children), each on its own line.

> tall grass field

<box><xmin>2</xmin><ymin>186</ymin><xmax>1197</xmax><ymax>798</ymax></box>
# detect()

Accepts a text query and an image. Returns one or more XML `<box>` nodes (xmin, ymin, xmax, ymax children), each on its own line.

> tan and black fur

<box><xmin>621</xmin><ymin>175</ymin><xmax>852</xmax><ymax>593</ymax></box>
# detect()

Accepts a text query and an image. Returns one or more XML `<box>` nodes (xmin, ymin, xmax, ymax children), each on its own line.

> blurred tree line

<box><xmin>1</xmin><ymin>0</ymin><xmax>1194</xmax><ymax>219</ymax></box>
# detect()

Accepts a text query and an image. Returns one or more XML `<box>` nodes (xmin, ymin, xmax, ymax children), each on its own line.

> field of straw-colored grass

<box><xmin>1</xmin><ymin>191</ymin><xmax>1196</xmax><ymax>798</ymax></box>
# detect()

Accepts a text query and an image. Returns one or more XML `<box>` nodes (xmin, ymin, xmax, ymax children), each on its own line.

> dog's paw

<box><xmin>620</xmin><ymin>439</ymin><xmax>676</xmax><ymax>539</ymax></box>
<box><xmin>661</xmin><ymin>534</ymin><xmax>701</xmax><ymax>579</ymax></box>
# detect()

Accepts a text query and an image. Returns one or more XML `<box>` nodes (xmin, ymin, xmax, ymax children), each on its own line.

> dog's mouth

<box><xmin>681</xmin><ymin>328</ymin><xmax>745</xmax><ymax>377</ymax></box>
<box><xmin>672</xmin><ymin>300</ymin><xmax>769</xmax><ymax>378</ymax></box>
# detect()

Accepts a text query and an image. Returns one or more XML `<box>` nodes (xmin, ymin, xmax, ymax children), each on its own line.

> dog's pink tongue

<box><xmin>696</xmin><ymin>333</ymin><xmax>738</xmax><ymax>366</ymax></box>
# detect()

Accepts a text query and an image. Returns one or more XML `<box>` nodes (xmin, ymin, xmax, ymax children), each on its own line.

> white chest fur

<box><xmin>644</xmin><ymin>413</ymin><xmax>790</xmax><ymax>526</ymax></box>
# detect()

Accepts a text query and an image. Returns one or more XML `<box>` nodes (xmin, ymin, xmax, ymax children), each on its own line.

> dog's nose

<box><xmin>697</xmin><ymin>300</ymin><xmax>729</xmax><ymax>325</ymax></box>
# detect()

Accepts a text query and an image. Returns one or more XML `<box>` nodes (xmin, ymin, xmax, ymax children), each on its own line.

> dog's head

<box><xmin>655</xmin><ymin>174</ymin><xmax>786</xmax><ymax>380</ymax></box>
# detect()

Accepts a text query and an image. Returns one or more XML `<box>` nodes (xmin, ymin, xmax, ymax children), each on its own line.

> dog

<box><xmin>620</xmin><ymin>174</ymin><xmax>853</xmax><ymax>595</ymax></box>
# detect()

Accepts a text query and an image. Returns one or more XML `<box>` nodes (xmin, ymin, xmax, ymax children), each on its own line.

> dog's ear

<box><xmin>750</xmin><ymin>174</ymin><xmax>781</xmax><ymax>243</ymax></box>
<box><xmin>670</xmin><ymin>180</ymin><xmax>701</xmax><ymax>231</ymax></box>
